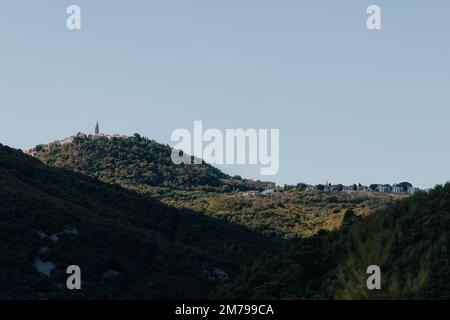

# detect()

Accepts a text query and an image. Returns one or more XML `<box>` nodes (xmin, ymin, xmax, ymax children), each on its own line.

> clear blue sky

<box><xmin>1</xmin><ymin>1</ymin><xmax>449</xmax><ymax>188</ymax></box>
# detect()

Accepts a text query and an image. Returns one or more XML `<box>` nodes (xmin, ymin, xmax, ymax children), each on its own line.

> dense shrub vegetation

<box><xmin>32</xmin><ymin>138</ymin><xmax>402</xmax><ymax>238</ymax></box>
<box><xmin>219</xmin><ymin>184</ymin><xmax>450</xmax><ymax>299</ymax></box>
<box><xmin>33</xmin><ymin>136</ymin><xmax>229</xmax><ymax>190</ymax></box>
<box><xmin>0</xmin><ymin>144</ymin><xmax>278</xmax><ymax>298</ymax></box>
<box><xmin>160</xmin><ymin>190</ymin><xmax>404</xmax><ymax>238</ymax></box>
<box><xmin>3</xmin><ymin>139</ymin><xmax>450</xmax><ymax>299</ymax></box>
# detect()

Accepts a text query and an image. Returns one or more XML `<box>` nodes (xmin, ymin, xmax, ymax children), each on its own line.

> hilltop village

<box><xmin>25</xmin><ymin>123</ymin><xmax>131</xmax><ymax>156</ymax></box>
<box><xmin>310</xmin><ymin>181</ymin><xmax>421</xmax><ymax>195</ymax></box>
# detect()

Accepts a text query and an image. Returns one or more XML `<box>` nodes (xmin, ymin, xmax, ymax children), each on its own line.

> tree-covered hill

<box><xmin>3</xmin><ymin>141</ymin><xmax>449</xmax><ymax>299</ymax></box>
<box><xmin>30</xmin><ymin>135</ymin><xmax>230</xmax><ymax>190</ymax></box>
<box><xmin>0</xmin><ymin>143</ymin><xmax>279</xmax><ymax>299</ymax></box>
<box><xmin>29</xmin><ymin>135</ymin><xmax>403</xmax><ymax>238</ymax></box>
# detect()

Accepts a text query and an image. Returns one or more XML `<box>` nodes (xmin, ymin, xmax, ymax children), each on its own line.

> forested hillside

<box><xmin>330</xmin><ymin>186</ymin><xmax>450</xmax><ymax>299</ymax></box>
<box><xmin>219</xmin><ymin>186</ymin><xmax>450</xmax><ymax>299</ymax></box>
<box><xmin>3</xmin><ymin>141</ymin><xmax>449</xmax><ymax>299</ymax></box>
<box><xmin>0</xmin><ymin>143</ymin><xmax>279</xmax><ymax>299</ymax></box>
<box><xmin>161</xmin><ymin>189</ymin><xmax>405</xmax><ymax>238</ymax></box>
<box><xmin>31</xmin><ymin>135</ymin><xmax>229</xmax><ymax>190</ymax></box>
<box><xmin>30</xmin><ymin>137</ymin><xmax>403</xmax><ymax>238</ymax></box>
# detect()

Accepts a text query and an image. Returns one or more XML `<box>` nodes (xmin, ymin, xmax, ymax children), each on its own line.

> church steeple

<box><xmin>95</xmin><ymin>122</ymin><xmax>99</xmax><ymax>135</ymax></box>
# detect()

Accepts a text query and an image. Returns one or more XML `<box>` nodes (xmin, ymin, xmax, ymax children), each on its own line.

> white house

<box><xmin>408</xmin><ymin>187</ymin><xmax>420</xmax><ymax>195</ymax></box>
<box><xmin>377</xmin><ymin>185</ymin><xmax>392</xmax><ymax>193</ymax></box>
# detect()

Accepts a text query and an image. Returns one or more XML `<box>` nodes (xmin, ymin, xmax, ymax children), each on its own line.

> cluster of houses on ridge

<box><xmin>310</xmin><ymin>182</ymin><xmax>421</xmax><ymax>195</ymax></box>
<box><xmin>243</xmin><ymin>181</ymin><xmax>422</xmax><ymax>198</ymax></box>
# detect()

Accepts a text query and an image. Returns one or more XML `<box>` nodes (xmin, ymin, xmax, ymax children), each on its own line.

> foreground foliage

<box><xmin>3</xmin><ymin>141</ymin><xmax>449</xmax><ymax>299</ymax></box>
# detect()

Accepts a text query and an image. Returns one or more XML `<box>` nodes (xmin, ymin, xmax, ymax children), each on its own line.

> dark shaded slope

<box><xmin>329</xmin><ymin>185</ymin><xmax>450</xmax><ymax>299</ymax></box>
<box><xmin>2</xmin><ymin>142</ymin><xmax>449</xmax><ymax>299</ymax></box>
<box><xmin>215</xmin><ymin>186</ymin><xmax>450</xmax><ymax>299</ymax></box>
<box><xmin>0</xmin><ymin>144</ymin><xmax>278</xmax><ymax>299</ymax></box>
